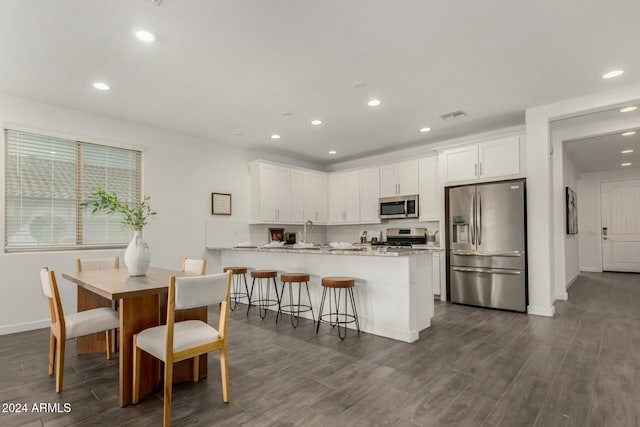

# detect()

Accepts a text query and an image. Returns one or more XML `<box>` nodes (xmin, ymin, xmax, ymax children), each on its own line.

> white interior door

<box><xmin>601</xmin><ymin>179</ymin><xmax>640</xmax><ymax>272</ymax></box>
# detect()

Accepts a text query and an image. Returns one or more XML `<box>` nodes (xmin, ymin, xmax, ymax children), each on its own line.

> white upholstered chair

<box><xmin>40</xmin><ymin>267</ymin><xmax>119</xmax><ymax>392</ymax></box>
<box><xmin>132</xmin><ymin>271</ymin><xmax>232</xmax><ymax>427</ymax></box>
<box><xmin>76</xmin><ymin>256</ymin><xmax>119</xmax><ymax>272</ymax></box>
<box><xmin>181</xmin><ymin>257</ymin><xmax>207</xmax><ymax>275</ymax></box>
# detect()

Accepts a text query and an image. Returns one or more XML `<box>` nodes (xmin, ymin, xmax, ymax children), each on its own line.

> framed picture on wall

<box><xmin>212</xmin><ymin>193</ymin><xmax>232</xmax><ymax>215</ymax></box>
<box><xmin>565</xmin><ymin>186</ymin><xmax>578</xmax><ymax>235</ymax></box>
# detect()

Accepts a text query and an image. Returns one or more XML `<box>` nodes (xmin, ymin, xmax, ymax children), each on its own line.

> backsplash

<box><xmin>325</xmin><ymin>219</ymin><xmax>440</xmax><ymax>244</ymax></box>
<box><xmin>249</xmin><ymin>224</ymin><xmax>326</xmax><ymax>245</ymax></box>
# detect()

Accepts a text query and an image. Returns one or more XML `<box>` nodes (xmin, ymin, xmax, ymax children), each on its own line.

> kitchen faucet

<box><xmin>303</xmin><ymin>220</ymin><xmax>314</xmax><ymax>243</ymax></box>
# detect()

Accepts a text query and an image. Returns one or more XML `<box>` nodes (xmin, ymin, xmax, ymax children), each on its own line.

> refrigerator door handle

<box><xmin>452</xmin><ymin>250</ymin><xmax>523</xmax><ymax>257</ymax></box>
<box><xmin>470</xmin><ymin>191</ymin><xmax>475</xmax><ymax>244</ymax></box>
<box><xmin>452</xmin><ymin>267</ymin><xmax>521</xmax><ymax>275</ymax></box>
<box><xmin>477</xmin><ymin>192</ymin><xmax>482</xmax><ymax>246</ymax></box>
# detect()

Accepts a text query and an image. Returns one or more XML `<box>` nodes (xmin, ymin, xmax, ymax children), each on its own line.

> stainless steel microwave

<box><xmin>379</xmin><ymin>195</ymin><xmax>419</xmax><ymax>219</ymax></box>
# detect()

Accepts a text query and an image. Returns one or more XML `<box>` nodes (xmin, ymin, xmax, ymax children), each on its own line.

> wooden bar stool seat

<box><xmin>277</xmin><ymin>273</ymin><xmax>314</xmax><ymax>328</ymax></box>
<box><xmin>247</xmin><ymin>270</ymin><xmax>281</xmax><ymax>319</ymax></box>
<box><xmin>316</xmin><ymin>276</ymin><xmax>360</xmax><ymax>340</ymax></box>
<box><xmin>223</xmin><ymin>267</ymin><xmax>250</xmax><ymax>311</ymax></box>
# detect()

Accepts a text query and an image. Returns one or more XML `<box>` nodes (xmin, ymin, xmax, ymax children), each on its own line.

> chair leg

<box><xmin>219</xmin><ymin>346</ymin><xmax>230</xmax><ymax>403</ymax></box>
<box><xmin>48</xmin><ymin>331</ymin><xmax>56</xmax><ymax>376</ymax></box>
<box><xmin>163</xmin><ymin>360</ymin><xmax>174</xmax><ymax>427</ymax></box>
<box><xmin>55</xmin><ymin>338</ymin><xmax>65</xmax><ymax>393</ymax></box>
<box><xmin>192</xmin><ymin>356</ymin><xmax>199</xmax><ymax>383</ymax></box>
<box><xmin>132</xmin><ymin>336</ymin><xmax>141</xmax><ymax>404</ymax></box>
<box><xmin>105</xmin><ymin>330</ymin><xmax>112</xmax><ymax>360</ymax></box>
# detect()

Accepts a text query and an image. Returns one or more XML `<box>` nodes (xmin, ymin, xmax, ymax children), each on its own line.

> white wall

<box><xmin>562</xmin><ymin>148</ymin><xmax>580</xmax><ymax>287</ymax></box>
<box><xmin>0</xmin><ymin>92</ymin><xmax>317</xmax><ymax>335</ymax></box>
<box><xmin>577</xmin><ymin>168</ymin><xmax>640</xmax><ymax>272</ymax></box>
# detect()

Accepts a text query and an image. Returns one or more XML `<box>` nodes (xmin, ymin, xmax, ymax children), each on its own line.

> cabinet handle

<box><xmin>474</xmin><ymin>163</ymin><xmax>478</xmax><ymax>177</ymax></box>
<box><xmin>398</xmin><ymin>183</ymin><xmax>401</xmax><ymax>194</ymax></box>
<box><xmin>479</xmin><ymin>163</ymin><xmax>483</xmax><ymax>176</ymax></box>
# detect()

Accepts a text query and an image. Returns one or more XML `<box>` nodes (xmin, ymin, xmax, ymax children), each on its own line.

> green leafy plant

<box><xmin>81</xmin><ymin>187</ymin><xmax>156</xmax><ymax>231</ymax></box>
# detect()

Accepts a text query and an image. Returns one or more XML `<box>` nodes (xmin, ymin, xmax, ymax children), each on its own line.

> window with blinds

<box><xmin>5</xmin><ymin>129</ymin><xmax>141</xmax><ymax>251</ymax></box>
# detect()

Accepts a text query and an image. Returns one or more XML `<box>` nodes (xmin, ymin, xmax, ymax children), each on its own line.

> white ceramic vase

<box><xmin>124</xmin><ymin>230</ymin><xmax>151</xmax><ymax>276</ymax></box>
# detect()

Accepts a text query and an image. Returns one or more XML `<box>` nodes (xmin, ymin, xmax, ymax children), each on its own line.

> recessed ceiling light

<box><xmin>134</xmin><ymin>29</ymin><xmax>156</xmax><ymax>43</ymax></box>
<box><xmin>232</xmin><ymin>131</ymin><xmax>243</xmax><ymax>136</ymax></box>
<box><xmin>368</xmin><ymin>99</ymin><xmax>381</xmax><ymax>107</ymax></box>
<box><xmin>602</xmin><ymin>70</ymin><xmax>624</xmax><ymax>79</ymax></box>
<box><xmin>271</xmin><ymin>134</ymin><xmax>281</xmax><ymax>140</ymax></box>
<box><xmin>92</xmin><ymin>82</ymin><xmax>110</xmax><ymax>91</ymax></box>
<box><xmin>311</xmin><ymin>120</ymin><xmax>322</xmax><ymax>126</ymax></box>
<box><xmin>620</xmin><ymin>106</ymin><xmax>638</xmax><ymax>113</ymax></box>
<box><xmin>420</xmin><ymin>127</ymin><xmax>432</xmax><ymax>133</ymax></box>
<box><xmin>622</xmin><ymin>131</ymin><xmax>636</xmax><ymax>136</ymax></box>
<box><xmin>281</xmin><ymin>112</ymin><xmax>293</xmax><ymax>117</ymax></box>
<box><xmin>622</xmin><ymin>149</ymin><xmax>634</xmax><ymax>154</ymax></box>
<box><xmin>328</xmin><ymin>150</ymin><xmax>337</xmax><ymax>155</ymax></box>
<box><xmin>621</xmin><ymin>162</ymin><xmax>632</xmax><ymax>167</ymax></box>
<box><xmin>352</xmin><ymin>81</ymin><xmax>367</xmax><ymax>89</ymax></box>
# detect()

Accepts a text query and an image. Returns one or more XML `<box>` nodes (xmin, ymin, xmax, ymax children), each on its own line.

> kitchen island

<box><xmin>205</xmin><ymin>246</ymin><xmax>440</xmax><ymax>342</ymax></box>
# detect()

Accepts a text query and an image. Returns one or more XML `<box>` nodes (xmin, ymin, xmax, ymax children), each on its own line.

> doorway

<box><xmin>601</xmin><ymin>179</ymin><xmax>640</xmax><ymax>272</ymax></box>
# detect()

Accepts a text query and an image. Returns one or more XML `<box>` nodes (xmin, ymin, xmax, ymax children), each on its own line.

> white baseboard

<box><xmin>527</xmin><ymin>304</ymin><xmax>555</xmax><ymax>317</ymax></box>
<box><xmin>0</xmin><ymin>319</ymin><xmax>49</xmax><ymax>336</ymax></box>
<box><xmin>554</xmin><ymin>291</ymin><xmax>569</xmax><ymax>301</ymax></box>
<box><xmin>566</xmin><ymin>272</ymin><xmax>580</xmax><ymax>290</ymax></box>
<box><xmin>579</xmin><ymin>267</ymin><xmax>602</xmax><ymax>273</ymax></box>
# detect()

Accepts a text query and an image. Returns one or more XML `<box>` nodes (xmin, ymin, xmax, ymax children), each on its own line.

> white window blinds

<box><xmin>5</xmin><ymin>129</ymin><xmax>141</xmax><ymax>251</ymax></box>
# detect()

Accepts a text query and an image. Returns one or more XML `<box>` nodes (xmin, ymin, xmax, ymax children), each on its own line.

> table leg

<box><xmin>119</xmin><ymin>295</ymin><xmax>161</xmax><ymax>407</ymax></box>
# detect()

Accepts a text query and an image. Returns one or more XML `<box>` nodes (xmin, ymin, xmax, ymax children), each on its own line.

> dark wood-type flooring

<box><xmin>1</xmin><ymin>272</ymin><xmax>639</xmax><ymax>426</ymax></box>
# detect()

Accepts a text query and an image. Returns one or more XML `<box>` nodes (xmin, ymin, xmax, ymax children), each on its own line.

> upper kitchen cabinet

<box><xmin>380</xmin><ymin>160</ymin><xmax>419</xmax><ymax>197</ymax></box>
<box><xmin>442</xmin><ymin>135</ymin><xmax>522</xmax><ymax>184</ymax></box>
<box><xmin>329</xmin><ymin>171</ymin><xmax>360</xmax><ymax>224</ymax></box>
<box><xmin>303</xmin><ymin>171</ymin><xmax>328</xmax><ymax>224</ymax></box>
<box><xmin>249</xmin><ymin>161</ymin><xmax>308</xmax><ymax>224</ymax></box>
<box><xmin>418</xmin><ymin>155</ymin><xmax>440</xmax><ymax>221</ymax></box>
<box><xmin>359</xmin><ymin>167</ymin><xmax>381</xmax><ymax>223</ymax></box>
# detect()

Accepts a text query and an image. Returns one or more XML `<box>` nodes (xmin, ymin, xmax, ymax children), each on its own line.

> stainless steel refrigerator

<box><xmin>447</xmin><ymin>179</ymin><xmax>527</xmax><ymax>312</ymax></box>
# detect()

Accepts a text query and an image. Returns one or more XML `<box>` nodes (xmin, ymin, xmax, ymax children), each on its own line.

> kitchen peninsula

<box><xmin>205</xmin><ymin>245</ymin><xmax>440</xmax><ymax>342</ymax></box>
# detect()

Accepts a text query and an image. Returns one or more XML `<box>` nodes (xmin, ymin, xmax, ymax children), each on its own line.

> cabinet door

<box><xmin>328</xmin><ymin>174</ymin><xmax>346</xmax><ymax>223</ymax></box>
<box><xmin>290</xmin><ymin>169</ymin><xmax>304</xmax><ymax>223</ymax></box>
<box><xmin>304</xmin><ymin>172</ymin><xmax>328</xmax><ymax>223</ymax></box>
<box><xmin>274</xmin><ymin>167</ymin><xmax>291</xmax><ymax>221</ymax></box>
<box><xmin>397</xmin><ymin>160</ymin><xmax>419</xmax><ymax>195</ymax></box>
<box><xmin>444</xmin><ymin>145</ymin><xmax>478</xmax><ymax>183</ymax></box>
<box><xmin>344</xmin><ymin>171</ymin><xmax>360</xmax><ymax>222</ymax></box>
<box><xmin>259</xmin><ymin>164</ymin><xmax>277</xmax><ymax>221</ymax></box>
<box><xmin>432</xmin><ymin>253</ymin><xmax>441</xmax><ymax>296</ymax></box>
<box><xmin>379</xmin><ymin>164</ymin><xmax>399</xmax><ymax>197</ymax></box>
<box><xmin>478</xmin><ymin>136</ymin><xmax>520</xmax><ymax>179</ymax></box>
<box><xmin>360</xmin><ymin>167</ymin><xmax>381</xmax><ymax>223</ymax></box>
<box><xmin>418</xmin><ymin>156</ymin><xmax>440</xmax><ymax>220</ymax></box>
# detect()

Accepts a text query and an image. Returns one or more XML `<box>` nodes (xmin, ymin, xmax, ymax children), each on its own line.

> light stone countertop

<box><xmin>206</xmin><ymin>245</ymin><xmax>444</xmax><ymax>257</ymax></box>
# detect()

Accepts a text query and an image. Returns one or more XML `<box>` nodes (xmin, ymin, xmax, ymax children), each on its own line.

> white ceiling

<box><xmin>563</xmin><ymin>108</ymin><xmax>640</xmax><ymax>173</ymax></box>
<box><xmin>1</xmin><ymin>1</ymin><xmax>640</xmax><ymax>165</ymax></box>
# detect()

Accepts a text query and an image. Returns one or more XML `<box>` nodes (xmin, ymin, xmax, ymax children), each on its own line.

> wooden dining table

<box><xmin>62</xmin><ymin>267</ymin><xmax>208</xmax><ymax>407</ymax></box>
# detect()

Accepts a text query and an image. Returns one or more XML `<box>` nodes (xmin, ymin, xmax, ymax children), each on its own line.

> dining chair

<box><xmin>76</xmin><ymin>256</ymin><xmax>119</xmax><ymax>272</ymax></box>
<box><xmin>181</xmin><ymin>257</ymin><xmax>207</xmax><ymax>275</ymax></box>
<box><xmin>132</xmin><ymin>271</ymin><xmax>232</xmax><ymax>427</ymax></box>
<box><xmin>39</xmin><ymin>267</ymin><xmax>119</xmax><ymax>392</ymax></box>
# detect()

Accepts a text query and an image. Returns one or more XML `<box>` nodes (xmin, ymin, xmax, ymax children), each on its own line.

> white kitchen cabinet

<box><xmin>290</xmin><ymin>169</ymin><xmax>304</xmax><ymax>223</ymax></box>
<box><xmin>379</xmin><ymin>160</ymin><xmax>419</xmax><ymax>197</ymax></box>
<box><xmin>432</xmin><ymin>252</ymin><xmax>441</xmax><ymax>296</ymax></box>
<box><xmin>359</xmin><ymin>167</ymin><xmax>381</xmax><ymax>223</ymax></box>
<box><xmin>443</xmin><ymin>136</ymin><xmax>521</xmax><ymax>184</ymax></box>
<box><xmin>303</xmin><ymin>171</ymin><xmax>328</xmax><ymax>224</ymax></box>
<box><xmin>418</xmin><ymin>155</ymin><xmax>440</xmax><ymax>221</ymax></box>
<box><xmin>329</xmin><ymin>171</ymin><xmax>360</xmax><ymax>224</ymax></box>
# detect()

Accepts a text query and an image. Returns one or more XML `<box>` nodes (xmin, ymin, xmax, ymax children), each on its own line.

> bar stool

<box><xmin>247</xmin><ymin>270</ymin><xmax>281</xmax><ymax>319</ymax></box>
<box><xmin>277</xmin><ymin>273</ymin><xmax>314</xmax><ymax>327</ymax></box>
<box><xmin>316</xmin><ymin>277</ymin><xmax>360</xmax><ymax>340</ymax></box>
<box><xmin>223</xmin><ymin>267</ymin><xmax>250</xmax><ymax>311</ymax></box>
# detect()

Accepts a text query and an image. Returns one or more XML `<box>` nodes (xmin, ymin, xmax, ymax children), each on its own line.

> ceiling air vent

<box><xmin>439</xmin><ymin>110</ymin><xmax>468</xmax><ymax>121</ymax></box>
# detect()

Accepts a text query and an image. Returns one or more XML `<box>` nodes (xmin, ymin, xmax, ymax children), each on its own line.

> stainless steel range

<box><xmin>383</xmin><ymin>228</ymin><xmax>427</xmax><ymax>247</ymax></box>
